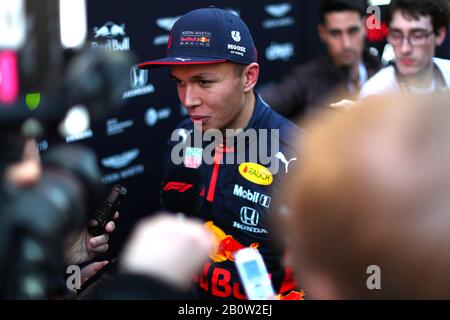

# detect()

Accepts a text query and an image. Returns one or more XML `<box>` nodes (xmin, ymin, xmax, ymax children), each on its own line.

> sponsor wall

<box><xmin>76</xmin><ymin>0</ymin><xmax>305</xmax><ymax>256</ymax></box>
<box><xmin>56</xmin><ymin>0</ymin><xmax>448</xmax><ymax>257</ymax></box>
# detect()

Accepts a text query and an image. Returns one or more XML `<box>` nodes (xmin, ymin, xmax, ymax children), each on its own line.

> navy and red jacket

<box><xmin>162</xmin><ymin>94</ymin><xmax>302</xmax><ymax>300</ymax></box>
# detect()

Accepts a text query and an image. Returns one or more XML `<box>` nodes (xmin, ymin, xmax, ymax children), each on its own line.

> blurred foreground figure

<box><xmin>98</xmin><ymin>214</ymin><xmax>213</xmax><ymax>299</ymax></box>
<box><xmin>279</xmin><ymin>92</ymin><xmax>450</xmax><ymax>299</ymax></box>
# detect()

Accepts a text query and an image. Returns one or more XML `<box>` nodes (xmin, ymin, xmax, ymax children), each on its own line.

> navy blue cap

<box><xmin>138</xmin><ymin>7</ymin><xmax>257</xmax><ymax>69</ymax></box>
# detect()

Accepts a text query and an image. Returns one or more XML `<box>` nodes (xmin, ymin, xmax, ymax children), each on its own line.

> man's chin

<box><xmin>194</xmin><ymin>123</ymin><xmax>215</xmax><ymax>133</ymax></box>
<box><xmin>337</xmin><ymin>54</ymin><xmax>357</xmax><ymax>66</ymax></box>
<box><xmin>396</xmin><ymin>64</ymin><xmax>420</xmax><ymax>77</ymax></box>
<box><xmin>336</xmin><ymin>60</ymin><xmax>356</xmax><ymax>69</ymax></box>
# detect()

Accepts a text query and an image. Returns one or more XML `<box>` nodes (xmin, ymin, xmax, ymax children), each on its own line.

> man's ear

<box><xmin>243</xmin><ymin>63</ymin><xmax>259</xmax><ymax>93</ymax></box>
<box><xmin>318</xmin><ymin>24</ymin><xmax>327</xmax><ymax>42</ymax></box>
<box><xmin>435</xmin><ymin>27</ymin><xmax>446</xmax><ymax>46</ymax></box>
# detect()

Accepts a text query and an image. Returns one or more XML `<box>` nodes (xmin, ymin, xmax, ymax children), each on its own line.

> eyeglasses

<box><xmin>387</xmin><ymin>30</ymin><xmax>434</xmax><ymax>47</ymax></box>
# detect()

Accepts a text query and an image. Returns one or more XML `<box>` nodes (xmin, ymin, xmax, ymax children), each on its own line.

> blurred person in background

<box><xmin>359</xmin><ymin>0</ymin><xmax>450</xmax><ymax>98</ymax></box>
<box><xmin>259</xmin><ymin>0</ymin><xmax>380</xmax><ymax>120</ymax></box>
<box><xmin>2</xmin><ymin>138</ymin><xmax>118</xmax><ymax>292</ymax></box>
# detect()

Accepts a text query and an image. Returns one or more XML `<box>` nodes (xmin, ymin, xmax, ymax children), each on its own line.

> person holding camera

<box><xmin>2</xmin><ymin>138</ymin><xmax>118</xmax><ymax>296</ymax></box>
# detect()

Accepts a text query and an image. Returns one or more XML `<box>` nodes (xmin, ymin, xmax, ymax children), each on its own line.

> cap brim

<box><xmin>138</xmin><ymin>57</ymin><xmax>227</xmax><ymax>69</ymax></box>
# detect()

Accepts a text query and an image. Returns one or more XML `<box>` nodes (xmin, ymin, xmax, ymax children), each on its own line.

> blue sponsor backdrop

<box><xmin>56</xmin><ymin>0</ymin><xmax>447</xmax><ymax>258</ymax></box>
<box><xmin>80</xmin><ymin>0</ymin><xmax>305</xmax><ymax>257</ymax></box>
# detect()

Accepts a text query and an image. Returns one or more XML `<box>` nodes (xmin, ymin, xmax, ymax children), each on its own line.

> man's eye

<box><xmin>390</xmin><ymin>32</ymin><xmax>402</xmax><ymax>39</ymax></box>
<box><xmin>411</xmin><ymin>32</ymin><xmax>427</xmax><ymax>39</ymax></box>
<box><xmin>199</xmin><ymin>80</ymin><xmax>213</xmax><ymax>86</ymax></box>
<box><xmin>348</xmin><ymin>27</ymin><xmax>361</xmax><ymax>35</ymax></box>
<box><xmin>329</xmin><ymin>30</ymin><xmax>341</xmax><ymax>37</ymax></box>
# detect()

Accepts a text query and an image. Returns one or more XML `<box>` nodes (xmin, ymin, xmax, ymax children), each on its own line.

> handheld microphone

<box><xmin>160</xmin><ymin>167</ymin><xmax>204</xmax><ymax>216</ymax></box>
<box><xmin>88</xmin><ymin>184</ymin><xmax>127</xmax><ymax>237</ymax></box>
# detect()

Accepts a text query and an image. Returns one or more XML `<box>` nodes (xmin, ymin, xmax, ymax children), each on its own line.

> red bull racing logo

<box><xmin>204</xmin><ymin>221</ymin><xmax>259</xmax><ymax>263</ymax></box>
<box><xmin>179</xmin><ymin>31</ymin><xmax>211</xmax><ymax>47</ymax></box>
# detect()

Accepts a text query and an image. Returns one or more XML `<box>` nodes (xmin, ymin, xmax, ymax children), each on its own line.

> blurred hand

<box><xmin>120</xmin><ymin>213</ymin><xmax>213</xmax><ymax>290</ymax></box>
<box><xmin>66</xmin><ymin>211</ymin><xmax>119</xmax><ymax>265</ymax></box>
<box><xmin>329</xmin><ymin>99</ymin><xmax>356</xmax><ymax>110</ymax></box>
<box><xmin>80</xmin><ymin>260</ymin><xmax>109</xmax><ymax>285</ymax></box>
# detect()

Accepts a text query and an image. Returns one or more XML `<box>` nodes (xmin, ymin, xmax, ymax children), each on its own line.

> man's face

<box><xmin>171</xmin><ymin>62</ymin><xmax>248</xmax><ymax>132</ymax></box>
<box><xmin>388</xmin><ymin>11</ymin><xmax>445</xmax><ymax>77</ymax></box>
<box><xmin>319</xmin><ymin>11</ymin><xmax>366</xmax><ymax>67</ymax></box>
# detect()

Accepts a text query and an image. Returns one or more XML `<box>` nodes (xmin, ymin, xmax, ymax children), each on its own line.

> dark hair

<box><xmin>387</xmin><ymin>0</ymin><xmax>450</xmax><ymax>34</ymax></box>
<box><xmin>319</xmin><ymin>0</ymin><xmax>368</xmax><ymax>24</ymax></box>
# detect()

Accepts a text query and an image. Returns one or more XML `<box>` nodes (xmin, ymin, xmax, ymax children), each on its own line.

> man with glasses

<box><xmin>259</xmin><ymin>0</ymin><xmax>380</xmax><ymax>120</ymax></box>
<box><xmin>359</xmin><ymin>0</ymin><xmax>450</xmax><ymax>98</ymax></box>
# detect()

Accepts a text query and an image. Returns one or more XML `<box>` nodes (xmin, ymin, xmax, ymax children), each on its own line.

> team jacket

<box><xmin>162</xmin><ymin>94</ymin><xmax>302</xmax><ymax>300</ymax></box>
<box><xmin>259</xmin><ymin>50</ymin><xmax>381</xmax><ymax>119</ymax></box>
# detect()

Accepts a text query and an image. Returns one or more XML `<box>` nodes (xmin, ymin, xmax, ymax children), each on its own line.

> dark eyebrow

<box><xmin>410</xmin><ymin>28</ymin><xmax>432</xmax><ymax>33</ymax></box>
<box><xmin>328</xmin><ymin>28</ymin><xmax>342</xmax><ymax>34</ymax></box>
<box><xmin>328</xmin><ymin>24</ymin><xmax>360</xmax><ymax>33</ymax></box>
<box><xmin>170</xmin><ymin>72</ymin><xmax>216</xmax><ymax>81</ymax></box>
<box><xmin>191</xmin><ymin>73</ymin><xmax>216</xmax><ymax>80</ymax></box>
<box><xmin>389</xmin><ymin>27</ymin><xmax>430</xmax><ymax>33</ymax></box>
<box><xmin>348</xmin><ymin>26</ymin><xmax>361</xmax><ymax>31</ymax></box>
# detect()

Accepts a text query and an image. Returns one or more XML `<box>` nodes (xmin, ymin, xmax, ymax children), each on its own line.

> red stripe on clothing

<box><xmin>207</xmin><ymin>151</ymin><xmax>222</xmax><ymax>202</ymax></box>
<box><xmin>206</xmin><ymin>146</ymin><xmax>234</xmax><ymax>202</ymax></box>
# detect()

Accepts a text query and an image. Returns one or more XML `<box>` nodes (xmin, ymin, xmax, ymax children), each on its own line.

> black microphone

<box><xmin>160</xmin><ymin>167</ymin><xmax>204</xmax><ymax>216</ymax></box>
<box><xmin>88</xmin><ymin>184</ymin><xmax>127</xmax><ymax>237</ymax></box>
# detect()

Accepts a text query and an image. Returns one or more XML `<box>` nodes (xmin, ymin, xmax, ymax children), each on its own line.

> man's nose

<box><xmin>400</xmin><ymin>36</ymin><xmax>413</xmax><ymax>54</ymax></box>
<box><xmin>342</xmin><ymin>33</ymin><xmax>352</xmax><ymax>49</ymax></box>
<box><xmin>182</xmin><ymin>85</ymin><xmax>201</xmax><ymax>109</ymax></box>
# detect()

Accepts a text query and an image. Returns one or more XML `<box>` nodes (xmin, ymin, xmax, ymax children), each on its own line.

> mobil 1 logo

<box><xmin>233</xmin><ymin>184</ymin><xmax>271</xmax><ymax>208</ymax></box>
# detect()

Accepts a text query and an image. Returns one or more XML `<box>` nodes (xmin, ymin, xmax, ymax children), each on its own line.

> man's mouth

<box><xmin>190</xmin><ymin>115</ymin><xmax>210</xmax><ymax>122</ymax></box>
<box><xmin>340</xmin><ymin>50</ymin><xmax>356</xmax><ymax>59</ymax></box>
<box><xmin>399</xmin><ymin>58</ymin><xmax>415</xmax><ymax>66</ymax></box>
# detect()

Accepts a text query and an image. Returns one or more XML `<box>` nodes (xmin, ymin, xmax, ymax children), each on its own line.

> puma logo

<box><xmin>174</xmin><ymin>57</ymin><xmax>192</xmax><ymax>62</ymax></box>
<box><xmin>275</xmin><ymin>152</ymin><xmax>297</xmax><ymax>174</ymax></box>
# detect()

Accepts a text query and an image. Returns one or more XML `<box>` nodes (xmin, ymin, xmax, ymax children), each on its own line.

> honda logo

<box><xmin>240</xmin><ymin>207</ymin><xmax>259</xmax><ymax>226</ymax></box>
<box><xmin>130</xmin><ymin>66</ymin><xmax>148</xmax><ymax>89</ymax></box>
<box><xmin>163</xmin><ymin>182</ymin><xmax>193</xmax><ymax>192</ymax></box>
